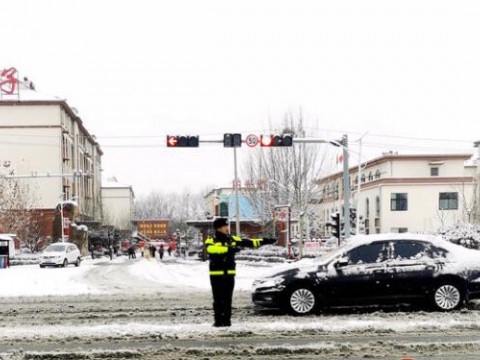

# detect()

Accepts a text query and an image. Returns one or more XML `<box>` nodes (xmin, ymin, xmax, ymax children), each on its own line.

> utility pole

<box><xmin>343</xmin><ymin>134</ymin><xmax>351</xmax><ymax>240</ymax></box>
<box><xmin>356</xmin><ymin>132</ymin><xmax>368</xmax><ymax>235</ymax></box>
<box><xmin>233</xmin><ymin>147</ymin><xmax>241</xmax><ymax>236</ymax></box>
<box><xmin>475</xmin><ymin>141</ymin><xmax>480</xmax><ymax>222</ymax></box>
<box><xmin>60</xmin><ymin>193</ymin><xmax>65</xmax><ymax>243</ymax></box>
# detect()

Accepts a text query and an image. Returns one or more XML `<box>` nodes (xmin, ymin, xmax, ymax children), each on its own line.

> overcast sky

<box><xmin>2</xmin><ymin>0</ymin><xmax>480</xmax><ymax>195</ymax></box>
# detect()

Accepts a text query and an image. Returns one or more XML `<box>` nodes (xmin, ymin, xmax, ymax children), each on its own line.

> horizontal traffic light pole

<box><xmin>166</xmin><ymin>134</ymin><xmax>346</xmax><ymax>148</ymax></box>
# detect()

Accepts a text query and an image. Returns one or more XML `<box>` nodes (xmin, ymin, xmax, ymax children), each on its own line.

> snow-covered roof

<box><xmin>0</xmin><ymin>86</ymin><xmax>64</xmax><ymax>102</ymax></box>
<box><xmin>0</xmin><ymin>83</ymin><xmax>103</xmax><ymax>155</ymax></box>
<box><xmin>102</xmin><ymin>177</ymin><xmax>134</xmax><ymax>194</ymax></box>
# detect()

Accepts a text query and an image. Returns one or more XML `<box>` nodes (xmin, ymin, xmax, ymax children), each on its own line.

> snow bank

<box><xmin>127</xmin><ymin>259</ymin><xmax>277</xmax><ymax>292</ymax></box>
<box><xmin>0</xmin><ymin>264</ymin><xmax>101</xmax><ymax>297</ymax></box>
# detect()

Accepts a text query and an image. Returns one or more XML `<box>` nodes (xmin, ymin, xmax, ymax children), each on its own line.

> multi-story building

<box><xmin>187</xmin><ymin>187</ymin><xmax>263</xmax><ymax>238</ymax></box>
<box><xmin>101</xmin><ymin>177</ymin><xmax>135</xmax><ymax>231</ymax></box>
<box><xmin>317</xmin><ymin>153</ymin><xmax>477</xmax><ymax>235</ymax></box>
<box><xmin>0</xmin><ymin>86</ymin><xmax>103</xmax><ymax>237</ymax></box>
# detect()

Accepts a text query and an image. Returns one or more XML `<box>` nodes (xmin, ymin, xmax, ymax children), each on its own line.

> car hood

<box><xmin>257</xmin><ymin>259</ymin><xmax>324</xmax><ymax>281</ymax></box>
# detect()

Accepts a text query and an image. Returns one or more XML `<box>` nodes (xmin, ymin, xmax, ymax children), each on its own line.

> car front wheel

<box><xmin>75</xmin><ymin>258</ymin><xmax>81</xmax><ymax>267</ymax></box>
<box><xmin>287</xmin><ymin>287</ymin><xmax>317</xmax><ymax>315</ymax></box>
<box><xmin>432</xmin><ymin>283</ymin><xmax>464</xmax><ymax>311</ymax></box>
<box><xmin>63</xmin><ymin>259</ymin><xmax>68</xmax><ymax>268</ymax></box>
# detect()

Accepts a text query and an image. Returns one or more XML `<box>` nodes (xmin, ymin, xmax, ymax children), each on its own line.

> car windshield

<box><xmin>317</xmin><ymin>243</ymin><xmax>351</xmax><ymax>264</ymax></box>
<box><xmin>45</xmin><ymin>244</ymin><xmax>67</xmax><ymax>252</ymax></box>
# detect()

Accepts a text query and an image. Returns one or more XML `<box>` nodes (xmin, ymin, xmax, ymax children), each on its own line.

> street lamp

<box><xmin>58</xmin><ymin>194</ymin><xmax>78</xmax><ymax>243</ymax></box>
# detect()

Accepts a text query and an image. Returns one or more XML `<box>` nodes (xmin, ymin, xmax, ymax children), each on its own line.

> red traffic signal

<box><xmin>167</xmin><ymin>136</ymin><xmax>178</xmax><ymax>147</ymax></box>
<box><xmin>260</xmin><ymin>135</ymin><xmax>273</xmax><ymax>147</ymax></box>
<box><xmin>261</xmin><ymin>134</ymin><xmax>293</xmax><ymax>147</ymax></box>
<box><xmin>167</xmin><ymin>135</ymin><xmax>199</xmax><ymax>147</ymax></box>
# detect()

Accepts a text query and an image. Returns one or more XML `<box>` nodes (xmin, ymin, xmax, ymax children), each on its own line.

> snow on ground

<box><xmin>3</xmin><ymin>312</ymin><xmax>480</xmax><ymax>340</ymax></box>
<box><xmin>0</xmin><ymin>256</ymin><xmax>281</xmax><ymax>297</ymax></box>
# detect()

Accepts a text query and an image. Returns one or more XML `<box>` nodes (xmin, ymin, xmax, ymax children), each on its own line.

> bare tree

<box><xmin>0</xmin><ymin>178</ymin><xmax>42</xmax><ymax>249</ymax></box>
<box><xmin>243</xmin><ymin>109</ymin><xmax>331</xmax><ymax>241</ymax></box>
<box><xmin>134</xmin><ymin>190</ymin><xmax>205</xmax><ymax>233</ymax></box>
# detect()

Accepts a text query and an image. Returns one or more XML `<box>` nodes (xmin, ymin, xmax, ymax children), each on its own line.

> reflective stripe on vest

<box><xmin>206</xmin><ymin>243</ymin><xmax>228</xmax><ymax>254</ymax></box>
<box><xmin>204</xmin><ymin>238</ymin><xmax>214</xmax><ymax>245</ymax></box>
<box><xmin>209</xmin><ymin>270</ymin><xmax>237</xmax><ymax>276</ymax></box>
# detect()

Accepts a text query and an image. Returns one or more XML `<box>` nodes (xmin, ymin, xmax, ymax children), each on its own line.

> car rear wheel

<box><xmin>432</xmin><ymin>283</ymin><xmax>464</xmax><ymax>311</ymax></box>
<box><xmin>39</xmin><ymin>265</ymin><xmax>45</xmax><ymax>268</ymax></box>
<box><xmin>287</xmin><ymin>287</ymin><xmax>317</xmax><ymax>315</ymax></box>
<box><xmin>63</xmin><ymin>259</ymin><xmax>68</xmax><ymax>268</ymax></box>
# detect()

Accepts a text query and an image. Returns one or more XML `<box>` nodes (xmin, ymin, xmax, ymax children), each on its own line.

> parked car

<box><xmin>252</xmin><ymin>234</ymin><xmax>480</xmax><ymax>315</ymax></box>
<box><xmin>39</xmin><ymin>243</ymin><xmax>82</xmax><ymax>268</ymax></box>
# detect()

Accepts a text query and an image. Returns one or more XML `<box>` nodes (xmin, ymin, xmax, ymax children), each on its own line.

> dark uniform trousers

<box><xmin>210</xmin><ymin>275</ymin><xmax>235</xmax><ymax>326</ymax></box>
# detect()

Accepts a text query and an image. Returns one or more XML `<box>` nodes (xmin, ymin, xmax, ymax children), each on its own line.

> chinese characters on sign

<box><xmin>137</xmin><ymin>220</ymin><xmax>170</xmax><ymax>239</ymax></box>
<box><xmin>0</xmin><ymin>67</ymin><xmax>19</xmax><ymax>95</ymax></box>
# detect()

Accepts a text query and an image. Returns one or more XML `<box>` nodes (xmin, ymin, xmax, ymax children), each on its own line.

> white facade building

<box><xmin>318</xmin><ymin>154</ymin><xmax>477</xmax><ymax>235</ymax></box>
<box><xmin>0</xmin><ymin>87</ymin><xmax>103</xmax><ymax>235</ymax></box>
<box><xmin>101</xmin><ymin>177</ymin><xmax>135</xmax><ymax>231</ymax></box>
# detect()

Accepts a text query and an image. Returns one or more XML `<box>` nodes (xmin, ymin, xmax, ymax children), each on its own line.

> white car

<box><xmin>39</xmin><ymin>243</ymin><xmax>82</xmax><ymax>268</ymax></box>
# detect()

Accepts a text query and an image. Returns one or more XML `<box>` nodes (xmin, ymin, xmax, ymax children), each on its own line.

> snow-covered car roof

<box><xmin>348</xmin><ymin>233</ymin><xmax>441</xmax><ymax>244</ymax></box>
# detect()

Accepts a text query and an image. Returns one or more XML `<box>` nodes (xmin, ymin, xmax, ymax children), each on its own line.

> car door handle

<box><xmin>373</xmin><ymin>269</ymin><xmax>385</xmax><ymax>274</ymax></box>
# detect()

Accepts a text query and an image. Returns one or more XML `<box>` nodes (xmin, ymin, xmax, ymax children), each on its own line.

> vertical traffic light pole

<box><xmin>233</xmin><ymin>146</ymin><xmax>241</xmax><ymax>236</ymax></box>
<box><xmin>342</xmin><ymin>134</ymin><xmax>351</xmax><ymax>240</ymax></box>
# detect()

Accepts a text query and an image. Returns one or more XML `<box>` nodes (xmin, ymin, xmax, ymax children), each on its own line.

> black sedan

<box><xmin>252</xmin><ymin>234</ymin><xmax>480</xmax><ymax>315</ymax></box>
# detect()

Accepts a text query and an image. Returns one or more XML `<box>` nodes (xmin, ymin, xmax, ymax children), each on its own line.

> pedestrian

<box><xmin>140</xmin><ymin>246</ymin><xmax>144</xmax><ymax>258</ymax></box>
<box><xmin>128</xmin><ymin>246</ymin><xmax>134</xmax><ymax>259</ymax></box>
<box><xmin>169</xmin><ymin>239</ymin><xmax>177</xmax><ymax>257</ymax></box>
<box><xmin>90</xmin><ymin>245</ymin><xmax>95</xmax><ymax>260</ymax></box>
<box><xmin>180</xmin><ymin>242</ymin><xmax>186</xmax><ymax>259</ymax></box>
<box><xmin>109</xmin><ymin>245</ymin><xmax>113</xmax><ymax>260</ymax></box>
<box><xmin>151</xmin><ymin>245</ymin><xmax>156</xmax><ymax>259</ymax></box>
<box><xmin>205</xmin><ymin>218</ymin><xmax>264</xmax><ymax>327</ymax></box>
<box><xmin>159</xmin><ymin>243</ymin><xmax>165</xmax><ymax>260</ymax></box>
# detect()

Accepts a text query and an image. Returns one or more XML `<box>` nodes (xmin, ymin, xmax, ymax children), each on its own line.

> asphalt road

<box><xmin>2</xmin><ymin>291</ymin><xmax>480</xmax><ymax>360</ymax></box>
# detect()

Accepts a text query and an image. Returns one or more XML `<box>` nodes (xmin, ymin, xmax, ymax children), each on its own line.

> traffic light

<box><xmin>167</xmin><ymin>135</ymin><xmax>199</xmax><ymax>147</ymax></box>
<box><xmin>223</xmin><ymin>133</ymin><xmax>242</xmax><ymax>148</ymax></box>
<box><xmin>350</xmin><ymin>208</ymin><xmax>357</xmax><ymax>229</ymax></box>
<box><xmin>260</xmin><ymin>134</ymin><xmax>293</xmax><ymax>147</ymax></box>
<box><xmin>327</xmin><ymin>212</ymin><xmax>341</xmax><ymax>242</ymax></box>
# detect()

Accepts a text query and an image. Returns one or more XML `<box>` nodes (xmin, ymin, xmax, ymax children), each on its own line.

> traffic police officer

<box><xmin>205</xmin><ymin>218</ymin><xmax>265</xmax><ymax>327</ymax></box>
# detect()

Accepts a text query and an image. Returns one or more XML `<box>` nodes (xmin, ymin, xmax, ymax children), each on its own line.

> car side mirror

<box><xmin>334</xmin><ymin>258</ymin><xmax>349</xmax><ymax>270</ymax></box>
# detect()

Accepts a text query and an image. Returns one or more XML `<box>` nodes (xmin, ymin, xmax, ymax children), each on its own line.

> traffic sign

<box><xmin>245</xmin><ymin>134</ymin><xmax>259</xmax><ymax>148</ymax></box>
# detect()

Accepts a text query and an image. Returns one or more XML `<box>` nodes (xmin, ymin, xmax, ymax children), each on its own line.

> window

<box><xmin>393</xmin><ymin>241</ymin><xmax>427</xmax><ymax>260</ymax></box>
<box><xmin>391</xmin><ymin>227</ymin><xmax>409</xmax><ymax>233</ymax></box>
<box><xmin>375</xmin><ymin>196</ymin><xmax>381</xmax><ymax>217</ymax></box>
<box><xmin>346</xmin><ymin>243</ymin><xmax>390</xmax><ymax>265</ymax></box>
<box><xmin>219</xmin><ymin>202</ymin><xmax>229</xmax><ymax>217</ymax></box>
<box><xmin>361</xmin><ymin>174</ymin><xmax>366</xmax><ymax>183</ymax></box>
<box><xmin>366</xmin><ymin>198</ymin><xmax>370</xmax><ymax>219</ymax></box>
<box><xmin>439</xmin><ymin>192</ymin><xmax>458</xmax><ymax>210</ymax></box>
<box><xmin>391</xmin><ymin>193</ymin><xmax>408</xmax><ymax>211</ymax></box>
<box><xmin>430</xmin><ymin>167</ymin><xmax>439</xmax><ymax>176</ymax></box>
<box><xmin>368</xmin><ymin>172</ymin><xmax>373</xmax><ymax>181</ymax></box>
<box><xmin>375</xmin><ymin>170</ymin><xmax>381</xmax><ymax>179</ymax></box>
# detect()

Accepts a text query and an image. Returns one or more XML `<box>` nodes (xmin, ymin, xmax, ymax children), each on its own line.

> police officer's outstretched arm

<box><xmin>231</xmin><ymin>236</ymin><xmax>276</xmax><ymax>249</ymax></box>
